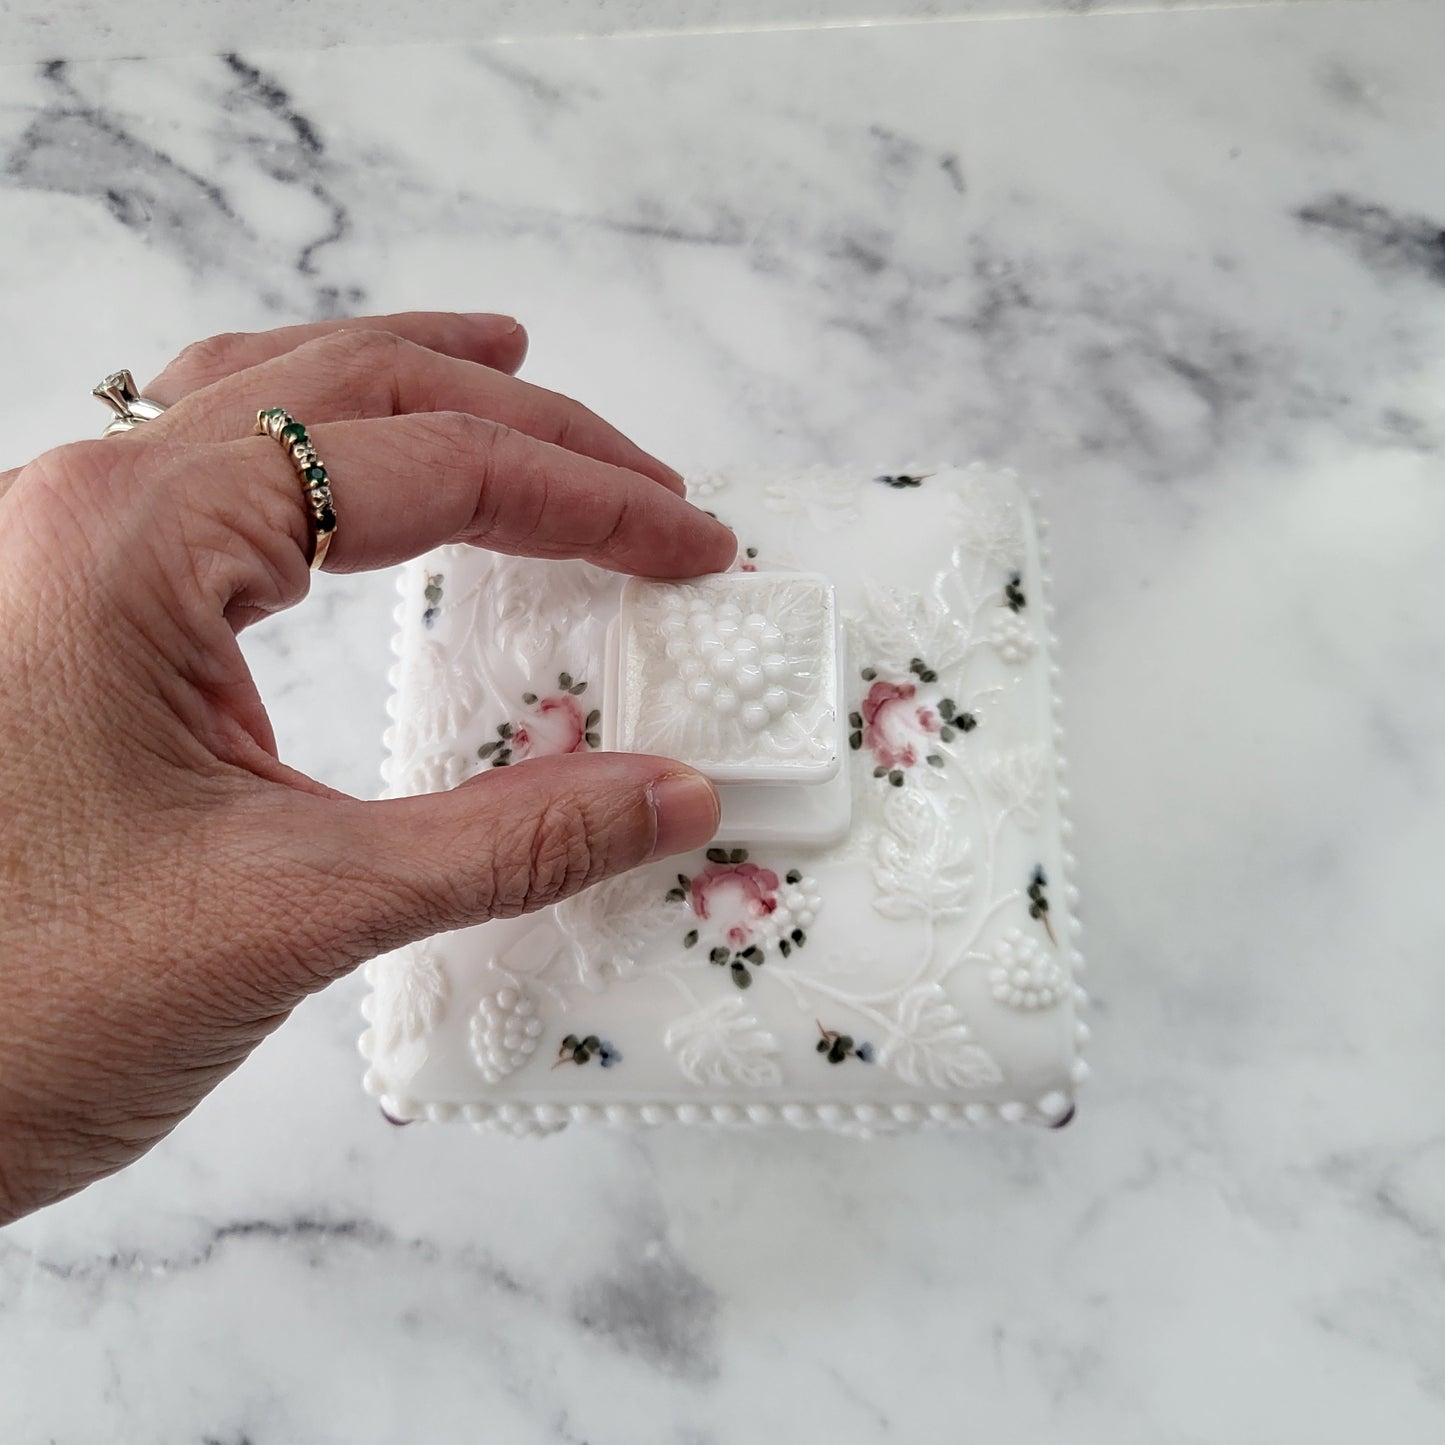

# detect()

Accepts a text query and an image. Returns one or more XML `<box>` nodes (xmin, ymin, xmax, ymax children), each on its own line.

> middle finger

<box><xmin>146</xmin><ymin>329</ymin><xmax>687</xmax><ymax>496</ymax></box>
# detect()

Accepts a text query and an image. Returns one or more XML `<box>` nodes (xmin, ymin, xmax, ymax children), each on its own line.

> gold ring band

<box><xmin>254</xmin><ymin>408</ymin><xmax>337</xmax><ymax>572</ymax></box>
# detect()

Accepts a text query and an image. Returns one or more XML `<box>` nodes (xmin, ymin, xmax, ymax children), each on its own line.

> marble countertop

<box><xmin>0</xmin><ymin>0</ymin><xmax>1335</xmax><ymax>64</ymax></box>
<box><xmin>3</xmin><ymin>2</ymin><xmax>1444</xmax><ymax>1439</ymax></box>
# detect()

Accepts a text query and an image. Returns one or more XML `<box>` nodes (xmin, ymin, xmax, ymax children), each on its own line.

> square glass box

<box><xmin>363</xmin><ymin>466</ymin><xmax>1088</xmax><ymax>1135</ymax></box>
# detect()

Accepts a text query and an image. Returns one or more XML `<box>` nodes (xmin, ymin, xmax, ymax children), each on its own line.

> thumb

<box><xmin>269</xmin><ymin>752</ymin><xmax>719</xmax><ymax>990</ymax></box>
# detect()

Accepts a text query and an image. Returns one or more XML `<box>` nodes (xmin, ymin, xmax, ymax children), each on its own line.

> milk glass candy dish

<box><xmin>364</xmin><ymin>466</ymin><xmax>1087</xmax><ymax>1136</ymax></box>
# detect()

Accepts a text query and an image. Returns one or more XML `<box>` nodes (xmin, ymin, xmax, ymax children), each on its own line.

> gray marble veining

<box><xmin>2</xmin><ymin>2</ymin><xmax>1444</xmax><ymax>1440</ymax></box>
<box><xmin>0</xmin><ymin>0</ymin><xmax>1356</xmax><ymax>64</ymax></box>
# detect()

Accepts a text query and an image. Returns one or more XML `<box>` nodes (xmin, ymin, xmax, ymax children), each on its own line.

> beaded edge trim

<box><xmin>360</xmin><ymin>468</ymin><xmax>1091</xmax><ymax>1137</ymax></box>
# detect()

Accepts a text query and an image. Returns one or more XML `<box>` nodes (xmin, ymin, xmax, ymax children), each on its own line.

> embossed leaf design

<box><xmin>850</xmin><ymin>579</ymin><xmax>970</xmax><ymax>676</ymax></box>
<box><xmin>763</xmin><ymin>467</ymin><xmax>861</xmax><ymax>531</ymax></box>
<box><xmin>554</xmin><ymin>868</ymin><xmax>678</xmax><ymax>991</ymax></box>
<box><xmin>378</xmin><ymin>942</ymin><xmax>445</xmax><ymax>1046</ymax></box>
<box><xmin>872</xmin><ymin>786</ymin><xmax>974</xmax><ymax>922</ymax></box>
<box><xmin>879</xmin><ymin>985</ymin><xmax>1003</xmax><ymax>1089</ymax></box>
<box><xmin>394</xmin><ymin>638</ymin><xmax>483</xmax><ymax>760</ymax></box>
<box><xmin>664</xmin><ymin>997</ymin><xmax>783</xmax><ymax>1089</ymax></box>
<box><xmin>981</xmin><ymin>745</ymin><xmax>1049</xmax><ymax>829</ymax></box>
<box><xmin>482</xmin><ymin>554</ymin><xmax>613</xmax><ymax>661</ymax></box>
<box><xmin>371</xmin><ymin>943</ymin><xmax>449</xmax><ymax>1083</ymax></box>
<box><xmin>948</xmin><ymin>483</ymin><xmax>1024</xmax><ymax>571</ymax></box>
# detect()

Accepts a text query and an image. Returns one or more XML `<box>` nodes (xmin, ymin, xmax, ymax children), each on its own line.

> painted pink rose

<box><xmin>511</xmin><ymin>695</ymin><xmax>589</xmax><ymax>761</ymax></box>
<box><xmin>690</xmin><ymin>861</ymin><xmax>781</xmax><ymax>947</ymax></box>
<box><xmin>860</xmin><ymin>680</ymin><xmax>939</xmax><ymax>769</ymax></box>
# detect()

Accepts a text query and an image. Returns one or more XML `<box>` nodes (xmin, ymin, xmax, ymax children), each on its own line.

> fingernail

<box><xmin>463</xmin><ymin>312</ymin><xmax>522</xmax><ymax>334</ymax></box>
<box><xmin>647</xmin><ymin>771</ymin><xmax>720</xmax><ymax>859</ymax></box>
<box><xmin>641</xmin><ymin>457</ymin><xmax>688</xmax><ymax>496</ymax></box>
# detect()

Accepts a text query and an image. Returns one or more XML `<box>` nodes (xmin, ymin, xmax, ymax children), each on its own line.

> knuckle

<box><xmin>26</xmin><ymin>436</ymin><xmax>115</xmax><ymax>490</ymax></box>
<box><xmin>5</xmin><ymin>440</ymin><xmax>164</xmax><ymax>615</ymax></box>
<box><xmin>171</xmin><ymin>330</ymin><xmax>251</xmax><ymax>386</ymax></box>
<box><xmin>488</xmin><ymin>795</ymin><xmax>597</xmax><ymax>918</ymax></box>
<box><xmin>552</xmin><ymin>399</ymin><xmax>586</xmax><ymax>452</ymax></box>
<box><xmin>596</xmin><ymin>487</ymin><xmax>635</xmax><ymax>556</ymax></box>
<box><xmin>298</xmin><ymin>329</ymin><xmax>406</xmax><ymax>414</ymax></box>
<box><xmin>459</xmin><ymin>417</ymin><xmax>537</xmax><ymax>541</ymax></box>
<box><xmin>321</xmin><ymin>326</ymin><xmax>399</xmax><ymax>366</ymax></box>
<box><xmin>406</xmin><ymin>411</ymin><xmax>508</xmax><ymax>532</ymax></box>
<box><xmin>537</xmin><ymin>389</ymin><xmax>593</xmax><ymax>452</ymax></box>
<box><xmin>14</xmin><ymin>439</ymin><xmax>139</xmax><ymax>532</ymax></box>
<box><xmin>412</xmin><ymin>408</ymin><xmax>491</xmax><ymax>465</ymax></box>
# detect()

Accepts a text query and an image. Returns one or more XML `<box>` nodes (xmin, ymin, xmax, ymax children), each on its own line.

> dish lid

<box><xmin>365</xmin><ymin>466</ymin><xmax>1087</xmax><ymax>1135</ymax></box>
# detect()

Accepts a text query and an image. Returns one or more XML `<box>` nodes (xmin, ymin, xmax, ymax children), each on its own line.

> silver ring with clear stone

<box><xmin>92</xmin><ymin>369</ymin><xmax>168</xmax><ymax>437</ymax></box>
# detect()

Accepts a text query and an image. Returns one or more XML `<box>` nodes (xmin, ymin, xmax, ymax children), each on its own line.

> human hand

<box><xmin>0</xmin><ymin>313</ymin><xmax>733</xmax><ymax>1224</ymax></box>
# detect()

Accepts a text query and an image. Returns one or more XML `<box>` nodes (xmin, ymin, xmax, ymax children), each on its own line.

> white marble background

<box><xmin>2</xmin><ymin>1</ymin><xmax>1445</xmax><ymax>1440</ymax></box>
<box><xmin>0</xmin><ymin>0</ymin><xmax>1354</xmax><ymax>63</ymax></box>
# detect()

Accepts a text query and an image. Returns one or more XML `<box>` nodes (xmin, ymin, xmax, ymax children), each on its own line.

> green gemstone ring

<box><xmin>254</xmin><ymin>407</ymin><xmax>337</xmax><ymax>571</ymax></box>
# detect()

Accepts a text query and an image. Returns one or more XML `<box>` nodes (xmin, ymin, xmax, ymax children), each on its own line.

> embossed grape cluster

<box><xmin>988</xmin><ymin>927</ymin><xmax>1067</xmax><ymax>1011</ymax></box>
<box><xmin>989</xmin><ymin>611</ymin><xmax>1036</xmax><ymax>665</ymax></box>
<box><xmin>471</xmin><ymin>985</ymin><xmax>545</xmax><ymax>1083</ymax></box>
<box><xmin>754</xmin><ymin>869</ymin><xmax>823</xmax><ymax>957</ymax></box>
<box><xmin>662</xmin><ymin>600</ymin><xmax>792</xmax><ymax>731</ymax></box>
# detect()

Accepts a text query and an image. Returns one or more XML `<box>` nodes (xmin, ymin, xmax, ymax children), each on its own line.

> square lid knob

<box><xmin>605</xmin><ymin>571</ymin><xmax>842</xmax><ymax>784</ymax></box>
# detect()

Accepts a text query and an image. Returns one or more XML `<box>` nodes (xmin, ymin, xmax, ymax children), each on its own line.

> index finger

<box><xmin>201</xmin><ymin>412</ymin><xmax>735</xmax><ymax>609</ymax></box>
